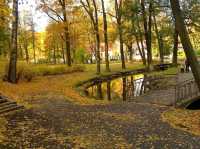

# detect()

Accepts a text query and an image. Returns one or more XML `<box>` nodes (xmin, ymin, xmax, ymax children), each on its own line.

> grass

<box><xmin>1</xmin><ymin>61</ymin><xmax>85</xmax><ymax>82</ymax></box>
<box><xmin>148</xmin><ymin>66</ymin><xmax>179</xmax><ymax>77</ymax></box>
<box><xmin>0</xmin><ymin>60</ymin><xmax>179</xmax><ymax>107</ymax></box>
<box><xmin>0</xmin><ymin>61</ymin><xmax>182</xmax><ymax>146</ymax></box>
<box><xmin>0</xmin><ymin>61</ymin><xmax>145</xmax><ymax>106</ymax></box>
<box><xmin>162</xmin><ymin>109</ymin><xmax>200</xmax><ymax>136</ymax></box>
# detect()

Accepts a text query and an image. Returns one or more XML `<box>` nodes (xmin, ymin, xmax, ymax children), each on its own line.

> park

<box><xmin>0</xmin><ymin>0</ymin><xmax>200</xmax><ymax>148</ymax></box>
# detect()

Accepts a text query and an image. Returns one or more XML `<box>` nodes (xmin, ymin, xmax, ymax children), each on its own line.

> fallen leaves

<box><xmin>162</xmin><ymin>109</ymin><xmax>200</xmax><ymax>136</ymax></box>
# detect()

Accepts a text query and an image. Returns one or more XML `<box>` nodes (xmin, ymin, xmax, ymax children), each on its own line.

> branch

<box><xmin>40</xmin><ymin>0</ymin><xmax>64</xmax><ymax>22</ymax></box>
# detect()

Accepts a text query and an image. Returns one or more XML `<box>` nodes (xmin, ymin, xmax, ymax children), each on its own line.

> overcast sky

<box><xmin>19</xmin><ymin>0</ymin><xmax>49</xmax><ymax>32</ymax></box>
<box><xmin>18</xmin><ymin>0</ymin><xmax>111</xmax><ymax>32</ymax></box>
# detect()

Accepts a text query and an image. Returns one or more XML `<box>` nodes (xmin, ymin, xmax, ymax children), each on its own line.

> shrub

<box><xmin>2</xmin><ymin>62</ymin><xmax>85</xmax><ymax>82</ymax></box>
<box><xmin>33</xmin><ymin>65</ymin><xmax>85</xmax><ymax>76</ymax></box>
<box><xmin>17</xmin><ymin>64</ymin><xmax>34</xmax><ymax>82</ymax></box>
<box><xmin>3</xmin><ymin>62</ymin><xmax>34</xmax><ymax>82</ymax></box>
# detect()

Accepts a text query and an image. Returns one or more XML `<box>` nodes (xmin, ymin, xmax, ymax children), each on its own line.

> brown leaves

<box><xmin>162</xmin><ymin>109</ymin><xmax>200</xmax><ymax>136</ymax></box>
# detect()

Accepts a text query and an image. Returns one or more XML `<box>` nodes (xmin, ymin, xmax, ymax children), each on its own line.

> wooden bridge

<box><xmin>126</xmin><ymin>74</ymin><xmax>200</xmax><ymax>107</ymax></box>
<box><xmin>174</xmin><ymin>79</ymin><xmax>200</xmax><ymax>107</ymax></box>
<box><xmin>0</xmin><ymin>94</ymin><xmax>24</xmax><ymax>115</ymax></box>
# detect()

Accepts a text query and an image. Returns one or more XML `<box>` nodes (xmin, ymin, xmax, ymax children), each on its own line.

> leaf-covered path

<box><xmin>0</xmin><ymin>96</ymin><xmax>200</xmax><ymax>149</ymax></box>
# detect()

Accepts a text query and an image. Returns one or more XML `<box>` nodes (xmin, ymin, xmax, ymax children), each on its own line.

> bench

<box><xmin>154</xmin><ymin>64</ymin><xmax>170</xmax><ymax>71</ymax></box>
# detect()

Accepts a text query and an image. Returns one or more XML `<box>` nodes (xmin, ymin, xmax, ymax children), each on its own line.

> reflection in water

<box><xmin>122</xmin><ymin>77</ymin><xmax>126</xmax><ymax>101</ymax></box>
<box><xmin>97</xmin><ymin>83</ymin><xmax>103</xmax><ymax>99</ymax></box>
<box><xmin>107</xmin><ymin>80</ymin><xmax>111</xmax><ymax>101</ymax></box>
<box><xmin>86</xmin><ymin>74</ymin><xmax>145</xmax><ymax>101</ymax></box>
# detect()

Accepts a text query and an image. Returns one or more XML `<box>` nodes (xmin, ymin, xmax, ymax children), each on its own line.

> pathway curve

<box><xmin>0</xmin><ymin>72</ymin><xmax>199</xmax><ymax>148</ymax></box>
<box><xmin>0</xmin><ymin>96</ymin><xmax>200</xmax><ymax>148</ymax></box>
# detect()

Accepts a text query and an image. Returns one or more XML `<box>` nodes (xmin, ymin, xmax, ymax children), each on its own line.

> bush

<box><xmin>3</xmin><ymin>62</ymin><xmax>34</xmax><ymax>82</ymax></box>
<box><xmin>3</xmin><ymin>62</ymin><xmax>85</xmax><ymax>82</ymax></box>
<box><xmin>196</xmin><ymin>50</ymin><xmax>200</xmax><ymax>57</ymax></box>
<box><xmin>74</xmin><ymin>48</ymin><xmax>87</xmax><ymax>64</ymax></box>
<box><xmin>33</xmin><ymin>65</ymin><xmax>85</xmax><ymax>76</ymax></box>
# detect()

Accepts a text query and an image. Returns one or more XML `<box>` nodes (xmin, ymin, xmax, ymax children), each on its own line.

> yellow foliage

<box><xmin>0</xmin><ymin>72</ymin><xmax>107</xmax><ymax>107</ymax></box>
<box><xmin>0</xmin><ymin>1</ymin><xmax>10</xmax><ymax>27</ymax></box>
<box><xmin>162</xmin><ymin>109</ymin><xmax>200</xmax><ymax>136</ymax></box>
<box><xmin>0</xmin><ymin>117</ymin><xmax>7</xmax><ymax>143</ymax></box>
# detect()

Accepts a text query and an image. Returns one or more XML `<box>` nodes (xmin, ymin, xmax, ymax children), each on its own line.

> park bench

<box><xmin>153</xmin><ymin>64</ymin><xmax>171</xmax><ymax>71</ymax></box>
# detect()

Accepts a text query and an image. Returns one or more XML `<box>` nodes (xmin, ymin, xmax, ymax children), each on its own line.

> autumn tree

<box><xmin>141</xmin><ymin>0</ymin><xmax>153</xmax><ymax>70</ymax></box>
<box><xmin>101</xmin><ymin>0</ymin><xmax>110</xmax><ymax>72</ymax></box>
<box><xmin>115</xmin><ymin>0</ymin><xmax>126</xmax><ymax>69</ymax></box>
<box><xmin>18</xmin><ymin>27</ymin><xmax>31</xmax><ymax>63</ymax></box>
<box><xmin>44</xmin><ymin>22</ymin><xmax>66</xmax><ymax>64</ymax></box>
<box><xmin>123</xmin><ymin>0</ymin><xmax>146</xmax><ymax>65</ymax></box>
<box><xmin>152</xmin><ymin>4</ymin><xmax>164</xmax><ymax>64</ymax></box>
<box><xmin>81</xmin><ymin>0</ymin><xmax>101</xmax><ymax>74</ymax></box>
<box><xmin>0</xmin><ymin>0</ymin><xmax>10</xmax><ymax>57</ymax></box>
<box><xmin>8</xmin><ymin>0</ymin><xmax>19</xmax><ymax>83</ymax></box>
<box><xmin>30</xmin><ymin>15</ymin><xmax>36</xmax><ymax>63</ymax></box>
<box><xmin>172</xmin><ymin>25</ymin><xmax>178</xmax><ymax>66</ymax></box>
<box><xmin>40</xmin><ymin>0</ymin><xmax>72</xmax><ymax>66</ymax></box>
<box><xmin>170</xmin><ymin>0</ymin><xmax>200</xmax><ymax>89</ymax></box>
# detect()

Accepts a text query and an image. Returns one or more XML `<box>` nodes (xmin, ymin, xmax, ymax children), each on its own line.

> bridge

<box><xmin>175</xmin><ymin>78</ymin><xmax>200</xmax><ymax>107</ymax></box>
<box><xmin>126</xmin><ymin>73</ymin><xmax>200</xmax><ymax>107</ymax></box>
<box><xmin>0</xmin><ymin>94</ymin><xmax>24</xmax><ymax>115</ymax></box>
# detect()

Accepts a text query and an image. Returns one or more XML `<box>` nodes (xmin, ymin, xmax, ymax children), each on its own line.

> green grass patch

<box><xmin>1</xmin><ymin>61</ymin><xmax>85</xmax><ymax>82</ymax></box>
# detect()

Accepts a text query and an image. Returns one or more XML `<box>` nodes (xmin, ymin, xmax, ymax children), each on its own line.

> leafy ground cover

<box><xmin>162</xmin><ymin>109</ymin><xmax>200</xmax><ymax>136</ymax></box>
<box><xmin>0</xmin><ymin>61</ymin><xmax>144</xmax><ymax>107</ymax></box>
<box><xmin>2</xmin><ymin>61</ymin><xmax>198</xmax><ymax>148</ymax></box>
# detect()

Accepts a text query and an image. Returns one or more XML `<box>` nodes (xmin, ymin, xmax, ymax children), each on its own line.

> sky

<box><xmin>19</xmin><ymin>0</ymin><xmax>49</xmax><ymax>32</ymax></box>
<box><xmin>18</xmin><ymin>0</ymin><xmax>111</xmax><ymax>32</ymax></box>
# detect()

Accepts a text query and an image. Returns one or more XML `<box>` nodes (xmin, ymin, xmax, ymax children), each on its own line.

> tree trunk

<box><xmin>61</xmin><ymin>42</ymin><xmax>66</xmax><ymax>64</ymax></box>
<box><xmin>170</xmin><ymin>0</ymin><xmax>200</xmax><ymax>90</ymax></box>
<box><xmin>153</xmin><ymin>10</ymin><xmax>164</xmax><ymax>64</ymax></box>
<box><xmin>24</xmin><ymin>44</ymin><xmax>29</xmax><ymax>63</ymax></box>
<box><xmin>141</xmin><ymin>0</ymin><xmax>152</xmax><ymax>69</ymax></box>
<box><xmin>136</xmin><ymin>21</ymin><xmax>147</xmax><ymax>65</ymax></box>
<box><xmin>147</xmin><ymin>1</ymin><xmax>153</xmax><ymax>66</ymax></box>
<box><xmin>64</xmin><ymin>26</ymin><xmax>71</xmax><ymax>66</ymax></box>
<box><xmin>101</xmin><ymin>0</ymin><xmax>110</xmax><ymax>72</ymax></box>
<box><xmin>119</xmin><ymin>25</ymin><xmax>126</xmax><ymax>69</ymax></box>
<box><xmin>128</xmin><ymin>44</ymin><xmax>133</xmax><ymax>61</ymax></box>
<box><xmin>172</xmin><ymin>27</ymin><xmax>178</xmax><ymax>66</ymax></box>
<box><xmin>115</xmin><ymin>0</ymin><xmax>126</xmax><ymax>69</ymax></box>
<box><xmin>122</xmin><ymin>77</ymin><xmax>127</xmax><ymax>101</ymax></box>
<box><xmin>97</xmin><ymin>83</ymin><xmax>103</xmax><ymax>99</ymax></box>
<box><xmin>132</xmin><ymin>18</ymin><xmax>147</xmax><ymax>65</ymax></box>
<box><xmin>92</xmin><ymin>0</ymin><xmax>101</xmax><ymax>74</ymax></box>
<box><xmin>8</xmin><ymin>0</ymin><xmax>18</xmax><ymax>83</ymax></box>
<box><xmin>62</xmin><ymin>0</ymin><xmax>72</xmax><ymax>66</ymax></box>
<box><xmin>135</xmin><ymin>34</ymin><xmax>146</xmax><ymax>65</ymax></box>
<box><xmin>81</xmin><ymin>0</ymin><xmax>101</xmax><ymax>74</ymax></box>
<box><xmin>107</xmin><ymin>80</ymin><xmax>111</xmax><ymax>101</ymax></box>
<box><xmin>31</xmin><ymin>16</ymin><xmax>36</xmax><ymax>64</ymax></box>
<box><xmin>53</xmin><ymin>47</ymin><xmax>56</xmax><ymax>64</ymax></box>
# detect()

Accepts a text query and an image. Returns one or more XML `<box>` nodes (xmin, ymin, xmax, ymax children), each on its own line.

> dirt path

<box><xmin>0</xmin><ymin>72</ymin><xmax>198</xmax><ymax>149</ymax></box>
<box><xmin>0</xmin><ymin>97</ymin><xmax>200</xmax><ymax>149</ymax></box>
